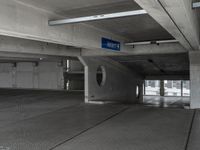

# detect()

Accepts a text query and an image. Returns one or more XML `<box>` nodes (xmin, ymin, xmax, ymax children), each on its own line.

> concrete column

<box><xmin>12</xmin><ymin>64</ymin><xmax>17</xmax><ymax>88</ymax></box>
<box><xmin>79</xmin><ymin>56</ymin><xmax>144</xmax><ymax>103</ymax></box>
<box><xmin>144</xmin><ymin>80</ymin><xmax>146</xmax><ymax>95</ymax></box>
<box><xmin>33</xmin><ymin>64</ymin><xmax>39</xmax><ymax>89</ymax></box>
<box><xmin>181</xmin><ymin>81</ymin><xmax>183</xmax><ymax>97</ymax></box>
<box><xmin>160</xmin><ymin>80</ymin><xmax>165</xmax><ymax>96</ymax></box>
<box><xmin>189</xmin><ymin>51</ymin><xmax>200</xmax><ymax>109</ymax></box>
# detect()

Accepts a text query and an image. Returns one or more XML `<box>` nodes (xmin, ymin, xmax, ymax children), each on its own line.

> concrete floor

<box><xmin>0</xmin><ymin>89</ymin><xmax>198</xmax><ymax>150</ymax></box>
<box><xmin>187</xmin><ymin>110</ymin><xmax>200</xmax><ymax>150</ymax></box>
<box><xmin>143</xmin><ymin>96</ymin><xmax>190</xmax><ymax>108</ymax></box>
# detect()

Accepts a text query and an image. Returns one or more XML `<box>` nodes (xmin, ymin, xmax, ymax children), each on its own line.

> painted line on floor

<box><xmin>185</xmin><ymin>110</ymin><xmax>196</xmax><ymax>150</ymax></box>
<box><xmin>49</xmin><ymin>106</ymin><xmax>130</xmax><ymax>150</ymax></box>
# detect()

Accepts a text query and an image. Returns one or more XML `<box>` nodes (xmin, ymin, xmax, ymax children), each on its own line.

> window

<box><xmin>144</xmin><ymin>80</ymin><xmax>190</xmax><ymax>97</ymax></box>
<box><xmin>183</xmin><ymin>81</ymin><xmax>190</xmax><ymax>97</ymax></box>
<box><xmin>164</xmin><ymin>80</ymin><xmax>181</xmax><ymax>96</ymax></box>
<box><xmin>145</xmin><ymin>80</ymin><xmax>160</xmax><ymax>96</ymax></box>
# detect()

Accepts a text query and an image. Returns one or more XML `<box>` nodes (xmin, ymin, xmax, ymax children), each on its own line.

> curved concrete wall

<box><xmin>79</xmin><ymin>56</ymin><xmax>144</xmax><ymax>103</ymax></box>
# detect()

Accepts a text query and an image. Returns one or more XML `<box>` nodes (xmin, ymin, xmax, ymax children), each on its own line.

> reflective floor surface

<box><xmin>143</xmin><ymin>96</ymin><xmax>190</xmax><ymax>108</ymax></box>
<box><xmin>0</xmin><ymin>89</ymin><xmax>198</xmax><ymax>150</ymax></box>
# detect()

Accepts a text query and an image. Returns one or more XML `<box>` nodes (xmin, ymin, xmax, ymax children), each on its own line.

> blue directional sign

<box><xmin>101</xmin><ymin>37</ymin><xmax>121</xmax><ymax>51</ymax></box>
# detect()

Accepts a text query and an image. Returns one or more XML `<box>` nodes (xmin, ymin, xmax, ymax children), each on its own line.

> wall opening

<box><xmin>136</xmin><ymin>85</ymin><xmax>140</xmax><ymax>99</ymax></box>
<box><xmin>144</xmin><ymin>80</ymin><xmax>190</xmax><ymax>97</ymax></box>
<box><xmin>96</xmin><ymin>66</ymin><xmax>106</xmax><ymax>87</ymax></box>
<box><xmin>64</xmin><ymin>59</ymin><xmax>84</xmax><ymax>91</ymax></box>
<box><xmin>144</xmin><ymin>80</ymin><xmax>160</xmax><ymax>96</ymax></box>
<box><xmin>143</xmin><ymin>80</ymin><xmax>190</xmax><ymax>108</ymax></box>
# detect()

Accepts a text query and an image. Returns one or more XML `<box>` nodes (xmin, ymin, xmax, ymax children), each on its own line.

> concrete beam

<box><xmin>0</xmin><ymin>36</ymin><xmax>81</xmax><ymax>57</ymax></box>
<box><xmin>146</xmin><ymin>75</ymin><xmax>189</xmax><ymax>80</ymax></box>
<box><xmin>0</xmin><ymin>52</ymin><xmax>75</xmax><ymax>61</ymax></box>
<box><xmin>134</xmin><ymin>0</ymin><xmax>199</xmax><ymax>50</ymax></box>
<box><xmin>0</xmin><ymin>35</ymin><xmax>186</xmax><ymax>58</ymax></box>
<box><xmin>82</xmin><ymin>43</ymin><xmax>187</xmax><ymax>56</ymax></box>
<box><xmin>160</xmin><ymin>0</ymin><xmax>200</xmax><ymax>50</ymax></box>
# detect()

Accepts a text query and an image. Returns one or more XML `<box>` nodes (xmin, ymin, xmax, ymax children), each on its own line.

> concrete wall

<box><xmin>79</xmin><ymin>56</ymin><xmax>143</xmax><ymax>103</ymax></box>
<box><xmin>0</xmin><ymin>62</ymin><xmax>64</xmax><ymax>90</ymax></box>
<box><xmin>189</xmin><ymin>51</ymin><xmax>200</xmax><ymax>109</ymax></box>
<box><xmin>0</xmin><ymin>63</ymin><xmax>13</xmax><ymax>88</ymax></box>
<box><xmin>69</xmin><ymin>60</ymin><xmax>84</xmax><ymax>72</ymax></box>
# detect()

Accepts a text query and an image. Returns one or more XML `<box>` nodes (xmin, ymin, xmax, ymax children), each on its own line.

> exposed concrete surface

<box><xmin>0</xmin><ymin>104</ymin><xmax>127</xmax><ymax>150</ymax></box>
<box><xmin>81</xmin><ymin>43</ymin><xmax>187</xmax><ymax>56</ymax></box>
<box><xmin>159</xmin><ymin>0</ymin><xmax>200</xmax><ymax>50</ymax></box>
<box><xmin>0</xmin><ymin>89</ymin><xmax>127</xmax><ymax>150</ymax></box>
<box><xmin>0</xmin><ymin>89</ymin><xmax>198</xmax><ymax>150</ymax></box>
<box><xmin>143</xmin><ymin>96</ymin><xmax>190</xmax><ymax>108</ymax></box>
<box><xmin>187</xmin><ymin>110</ymin><xmax>200</xmax><ymax>150</ymax></box>
<box><xmin>54</xmin><ymin>106</ymin><xmax>194</xmax><ymax>150</ymax></box>
<box><xmin>0</xmin><ymin>62</ymin><xmax>64</xmax><ymax>90</ymax></box>
<box><xmin>134</xmin><ymin>0</ymin><xmax>193</xmax><ymax>50</ymax></box>
<box><xmin>0</xmin><ymin>35</ymin><xmax>80</xmax><ymax>57</ymax></box>
<box><xmin>79</xmin><ymin>56</ymin><xmax>143</xmax><ymax>103</ymax></box>
<box><xmin>189</xmin><ymin>51</ymin><xmax>200</xmax><ymax>108</ymax></box>
<box><xmin>110</xmin><ymin>53</ymin><xmax>189</xmax><ymax>77</ymax></box>
<box><xmin>15</xmin><ymin>0</ymin><xmax>174</xmax><ymax>42</ymax></box>
<box><xmin>0</xmin><ymin>0</ymin><xmax>132</xmax><ymax>53</ymax></box>
<box><xmin>0</xmin><ymin>0</ymin><xmax>188</xmax><ymax>57</ymax></box>
<box><xmin>0</xmin><ymin>89</ymin><xmax>83</xmax><ymax>127</ymax></box>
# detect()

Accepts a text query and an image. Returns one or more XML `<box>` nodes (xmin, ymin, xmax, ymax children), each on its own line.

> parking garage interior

<box><xmin>0</xmin><ymin>0</ymin><xmax>199</xmax><ymax>150</ymax></box>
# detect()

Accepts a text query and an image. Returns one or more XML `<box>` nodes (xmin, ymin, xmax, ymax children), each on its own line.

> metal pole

<box><xmin>181</xmin><ymin>81</ymin><xmax>183</xmax><ymax>97</ymax></box>
<box><xmin>160</xmin><ymin>80</ymin><xmax>165</xmax><ymax>96</ymax></box>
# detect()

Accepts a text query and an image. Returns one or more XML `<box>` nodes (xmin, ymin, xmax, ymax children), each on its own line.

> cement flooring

<box><xmin>187</xmin><ymin>110</ymin><xmax>200</xmax><ymax>150</ymax></box>
<box><xmin>143</xmin><ymin>96</ymin><xmax>190</xmax><ymax>108</ymax></box>
<box><xmin>0</xmin><ymin>89</ymin><xmax>198</xmax><ymax>150</ymax></box>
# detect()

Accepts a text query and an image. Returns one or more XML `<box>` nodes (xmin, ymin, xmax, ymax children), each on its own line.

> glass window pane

<box><xmin>164</xmin><ymin>80</ymin><xmax>181</xmax><ymax>96</ymax></box>
<box><xmin>183</xmin><ymin>81</ymin><xmax>190</xmax><ymax>96</ymax></box>
<box><xmin>145</xmin><ymin>80</ymin><xmax>160</xmax><ymax>96</ymax></box>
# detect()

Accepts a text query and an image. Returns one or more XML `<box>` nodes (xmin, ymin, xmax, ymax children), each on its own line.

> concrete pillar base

<box><xmin>189</xmin><ymin>51</ymin><xmax>200</xmax><ymax>109</ymax></box>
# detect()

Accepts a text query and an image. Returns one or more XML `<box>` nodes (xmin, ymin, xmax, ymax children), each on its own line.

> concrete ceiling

<box><xmin>111</xmin><ymin>53</ymin><xmax>189</xmax><ymax>77</ymax></box>
<box><xmin>89</xmin><ymin>15</ymin><xmax>174</xmax><ymax>42</ymax></box>
<box><xmin>15</xmin><ymin>0</ymin><xmax>174</xmax><ymax>42</ymax></box>
<box><xmin>15</xmin><ymin>0</ymin><xmax>131</xmax><ymax>15</ymax></box>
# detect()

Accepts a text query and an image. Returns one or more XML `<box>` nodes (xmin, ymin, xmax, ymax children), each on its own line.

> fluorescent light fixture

<box><xmin>157</xmin><ymin>39</ymin><xmax>178</xmax><ymax>44</ymax></box>
<box><xmin>192</xmin><ymin>2</ymin><xmax>200</xmax><ymax>9</ymax></box>
<box><xmin>49</xmin><ymin>10</ymin><xmax>147</xmax><ymax>26</ymax></box>
<box><xmin>125</xmin><ymin>41</ymin><xmax>151</xmax><ymax>46</ymax></box>
<box><xmin>125</xmin><ymin>39</ymin><xmax>178</xmax><ymax>46</ymax></box>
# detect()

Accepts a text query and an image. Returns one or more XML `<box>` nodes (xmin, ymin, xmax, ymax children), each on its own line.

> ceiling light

<box><xmin>49</xmin><ymin>10</ymin><xmax>147</xmax><ymax>26</ymax></box>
